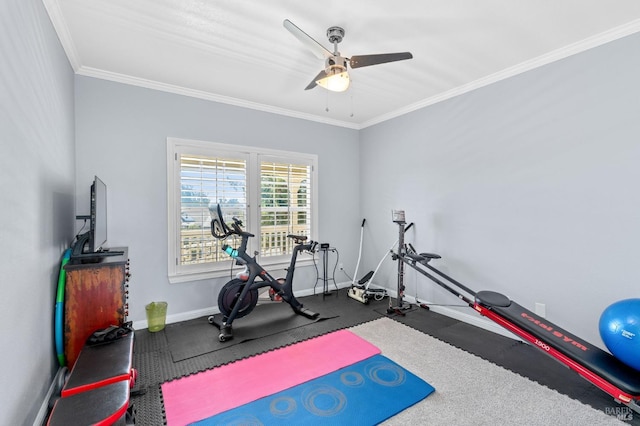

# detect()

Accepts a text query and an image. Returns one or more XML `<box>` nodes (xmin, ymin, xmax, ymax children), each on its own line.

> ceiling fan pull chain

<box><xmin>325</xmin><ymin>89</ymin><xmax>330</xmax><ymax>112</ymax></box>
<box><xmin>350</xmin><ymin>93</ymin><xmax>354</xmax><ymax>118</ymax></box>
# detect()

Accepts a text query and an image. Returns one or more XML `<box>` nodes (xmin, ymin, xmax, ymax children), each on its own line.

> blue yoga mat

<box><xmin>191</xmin><ymin>354</ymin><xmax>435</xmax><ymax>425</ymax></box>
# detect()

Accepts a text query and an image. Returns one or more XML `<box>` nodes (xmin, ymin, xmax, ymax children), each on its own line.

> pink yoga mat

<box><xmin>162</xmin><ymin>329</ymin><xmax>381</xmax><ymax>426</ymax></box>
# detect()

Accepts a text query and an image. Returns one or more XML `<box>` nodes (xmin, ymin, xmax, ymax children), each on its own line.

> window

<box><xmin>167</xmin><ymin>138</ymin><xmax>318</xmax><ymax>282</ymax></box>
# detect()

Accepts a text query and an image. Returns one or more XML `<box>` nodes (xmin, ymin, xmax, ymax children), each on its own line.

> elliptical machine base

<box><xmin>347</xmin><ymin>286</ymin><xmax>369</xmax><ymax>304</ymax></box>
<box><xmin>347</xmin><ymin>283</ymin><xmax>387</xmax><ymax>305</ymax></box>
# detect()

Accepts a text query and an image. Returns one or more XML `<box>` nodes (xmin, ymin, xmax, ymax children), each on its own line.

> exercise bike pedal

<box><xmin>268</xmin><ymin>287</ymin><xmax>283</xmax><ymax>302</ymax></box>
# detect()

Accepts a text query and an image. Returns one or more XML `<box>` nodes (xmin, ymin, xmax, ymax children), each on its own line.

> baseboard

<box><xmin>428</xmin><ymin>304</ymin><xmax>521</xmax><ymax>341</ymax></box>
<box><xmin>131</xmin><ymin>282</ymin><xmax>518</xmax><ymax>342</ymax></box>
<box><xmin>398</xmin><ymin>293</ymin><xmax>521</xmax><ymax>341</ymax></box>
<box><xmin>133</xmin><ymin>306</ymin><xmax>214</xmax><ymax>331</ymax></box>
<box><xmin>36</xmin><ymin>366</ymin><xmax>67</xmax><ymax>425</ymax></box>
<box><xmin>132</xmin><ymin>281</ymin><xmax>353</xmax><ymax>330</ymax></box>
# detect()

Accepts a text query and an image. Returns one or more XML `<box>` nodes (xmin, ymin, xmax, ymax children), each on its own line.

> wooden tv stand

<box><xmin>64</xmin><ymin>247</ymin><xmax>130</xmax><ymax>367</ymax></box>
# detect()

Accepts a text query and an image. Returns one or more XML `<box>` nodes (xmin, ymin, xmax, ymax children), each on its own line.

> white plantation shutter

<box><xmin>260</xmin><ymin>159</ymin><xmax>312</xmax><ymax>257</ymax></box>
<box><xmin>179</xmin><ymin>154</ymin><xmax>247</xmax><ymax>266</ymax></box>
<box><xmin>167</xmin><ymin>138</ymin><xmax>317</xmax><ymax>282</ymax></box>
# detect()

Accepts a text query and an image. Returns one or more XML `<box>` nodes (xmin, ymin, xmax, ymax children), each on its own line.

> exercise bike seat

<box><xmin>475</xmin><ymin>290</ymin><xmax>640</xmax><ymax>398</ymax></box>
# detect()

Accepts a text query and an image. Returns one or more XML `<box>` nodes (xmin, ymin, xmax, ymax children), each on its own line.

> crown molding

<box><xmin>360</xmin><ymin>19</ymin><xmax>640</xmax><ymax>129</ymax></box>
<box><xmin>76</xmin><ymin>66</ymin><xmax>361</xmax><ymax>129</ymax></box>
<box><xmin>42</xmin><ymin>0</ymin><xmax>81</xmax><ymax>71</ymax></box>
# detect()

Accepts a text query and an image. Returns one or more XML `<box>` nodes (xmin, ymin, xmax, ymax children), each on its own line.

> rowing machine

<box><xmin>400</xmin><ymin>246</ymin><xmax>640</xmax><ymax>414</ymax></box>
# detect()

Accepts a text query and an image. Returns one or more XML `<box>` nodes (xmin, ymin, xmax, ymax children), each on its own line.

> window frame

<box><xmin>167</xmin><ymin>137</ymin><xmax>318</xmax><ymax>283</ymax></box>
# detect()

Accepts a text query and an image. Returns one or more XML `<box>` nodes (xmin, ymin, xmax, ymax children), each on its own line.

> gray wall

<box><xmin>0</xmin><ymin>0</ymin><xmax>76</xmax><ymax>424</ymax></box>
<box><xmin>359</xmin><ymin>32</ymin><xmax>640</xmax><ymax>347</ymax></box>
<box><xmin>74</xmin><ymin>76</ymin><xmax>361</xmax><ymax>326</ymax></box>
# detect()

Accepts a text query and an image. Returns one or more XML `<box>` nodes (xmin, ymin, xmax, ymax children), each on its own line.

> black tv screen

<box><xmin>91</xmin><ymin>176</ymin><xmax>107</xmax><ymax>252</ymax></box>
<box><xmin>71</xmin><ymin>176</ymin><xmax>109</xmax><ymax>258</ymax></box>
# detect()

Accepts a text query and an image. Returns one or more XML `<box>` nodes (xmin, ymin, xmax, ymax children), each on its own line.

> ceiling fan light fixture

<box><xmin>316</xmin><ymin>66</ymin><xmax>350</xmax><ymax>92</ymax></box>
<box><xmin>284</xmin><ymin>20</ymin><xmax>412</xmax><ymax>94</ymax></box>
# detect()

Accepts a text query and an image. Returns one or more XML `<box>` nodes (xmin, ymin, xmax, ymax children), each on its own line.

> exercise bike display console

<box><xmin>209</xmin><ymin>204</ymin><xmax>319</xmax><ymax>342</ymax></box>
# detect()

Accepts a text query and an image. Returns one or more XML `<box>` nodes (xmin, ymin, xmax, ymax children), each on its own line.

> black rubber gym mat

<box><xmin>165</xmin><ymin>302</ymin><xmax>338</xmax><ymax>362</ymax></box>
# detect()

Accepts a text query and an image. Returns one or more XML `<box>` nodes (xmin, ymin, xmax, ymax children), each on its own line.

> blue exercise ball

<box><xmin>599</xmin><ymin>298</ymin><xmax>640</xmax><ymax>371</ymax></box>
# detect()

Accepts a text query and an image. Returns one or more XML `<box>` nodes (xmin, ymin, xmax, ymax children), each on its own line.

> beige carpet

<box><xmin>350</xmin><ymin>317</ymin><xmax>624</xmax><ymax>426</ymax></box>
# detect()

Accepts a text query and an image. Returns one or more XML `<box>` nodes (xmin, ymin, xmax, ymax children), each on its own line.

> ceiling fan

<box><xmin>283</xmin><ymin>19</ymin><xmax>413</xmax><ymax>92</ymax></box>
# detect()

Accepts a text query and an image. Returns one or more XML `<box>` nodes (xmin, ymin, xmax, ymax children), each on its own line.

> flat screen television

<box><xmin>91</xmin><ymin>175</ymin><xmax>107</xmax><ymax>252</ymax></box>
<box><xmin>71</xmin><ymin>176</ymin><xmax>121</xmax><ymax>259</ymax></box>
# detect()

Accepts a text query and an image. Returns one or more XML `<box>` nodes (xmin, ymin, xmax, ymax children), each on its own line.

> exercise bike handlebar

<box><xmin>223</xmin><ymin>235</ymin><xmax>317</xmax><ymax>256</ymax></box>
<box><xmin>230</xmin><ymin>218</ymin><xmax>254</xmax><ymax>238</ymax></box>
<box><xmin>212</xmin><ymin>204</ymin><xmax>317</xmax><ymax>260</ymax></box>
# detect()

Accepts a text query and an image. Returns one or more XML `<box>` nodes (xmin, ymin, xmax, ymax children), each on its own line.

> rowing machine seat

<box><xmin>475</xmin><ymin>290</ymin><xmax>510</xmax><ymax>307</ymax></box>
<box><xmin>406</xmin><ymin>252</ymin><xmax>442</xmax><ymax>264</ymax></box>
<box><xmin>419</xmin><ymin>252</ymin><xmax>441</xmax><ymax>260</ymax></box>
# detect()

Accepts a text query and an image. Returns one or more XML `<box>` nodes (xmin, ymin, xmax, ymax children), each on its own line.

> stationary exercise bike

<box><xmin>209</xmin><ymin>204</ymin><xmax>320</xmax><ymax>342</ymax></box>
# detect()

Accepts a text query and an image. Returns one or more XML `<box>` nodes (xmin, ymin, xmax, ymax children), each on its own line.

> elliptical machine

<box><xmin>209</xmin><ymin>204</ymin><xmax>319</xmax><ymax>342</ymax></box>
<box><xmin>348</xmin><ymin>219</ymin><xmax>388</xmax><ymax>304</ymax></box>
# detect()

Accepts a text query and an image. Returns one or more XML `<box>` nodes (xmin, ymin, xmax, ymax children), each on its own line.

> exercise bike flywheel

<box><xmin>218</xmin><ymin>278</ymin><xmax>258</xmax><ymax>319</ymax></box>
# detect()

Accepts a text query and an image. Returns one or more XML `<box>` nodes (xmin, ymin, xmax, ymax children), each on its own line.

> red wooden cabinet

<box><xmin>63</xmin><ymin>248</ymin><xmax>129</xmax><ymax>367</ymax></box>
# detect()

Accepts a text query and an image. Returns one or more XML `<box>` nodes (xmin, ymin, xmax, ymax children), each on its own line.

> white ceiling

<box><xmin>43</xmin><ymin>0</ymin><xmax>640</xmax><ymax>129</ymax></box>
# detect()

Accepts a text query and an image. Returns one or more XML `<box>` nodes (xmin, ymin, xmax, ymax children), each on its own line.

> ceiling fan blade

<box><xmin>349</xmin><ymin>52</ymin><xmax>413</xmax><ymax>69</ymax></box>
<box><xmin>304</xmin><ymin>69</ymin><xmax>327</xmax><ymax>90</ymax></box>
<box><xmin>283</xmin><ymin>19</ymin><xmax>333</xmax><ymax>60</ymax></box>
